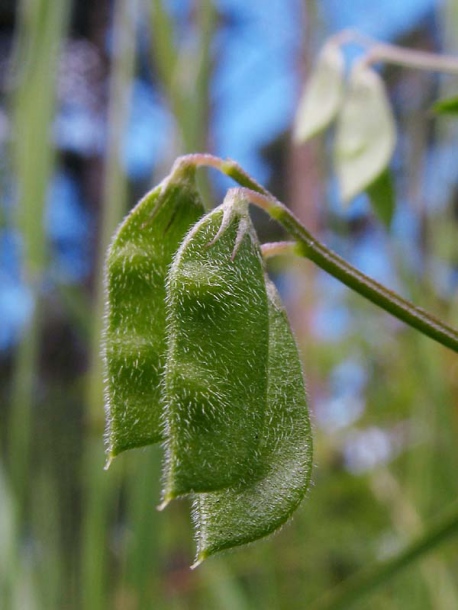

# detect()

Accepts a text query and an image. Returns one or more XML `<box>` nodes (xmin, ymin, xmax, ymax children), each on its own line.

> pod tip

<box><xmin>157</xmin><ymin>494</ymin><xmax>173</xmax><ymax>512</ymax></box>
<box><xmin>190</xmin><ymin>553</ymin><xmax>206</xmax><ymax>570</ymax></box>
<box><xmin>104</xmin><ymin>455</ymin><xmax>114</xmax><ymax>471</ymax></box>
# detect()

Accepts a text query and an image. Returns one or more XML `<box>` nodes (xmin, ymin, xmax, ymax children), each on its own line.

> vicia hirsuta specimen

<box><xmin>103</xmin><ymin>158</ymin><xmax>313</xmax><ymax>565</ymax></box>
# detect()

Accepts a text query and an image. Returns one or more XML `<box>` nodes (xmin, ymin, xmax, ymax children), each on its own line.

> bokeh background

<box><xmin>1</xmin><ymin>0</ymin><xmax>458</xmax><ymax>608</ymax></box>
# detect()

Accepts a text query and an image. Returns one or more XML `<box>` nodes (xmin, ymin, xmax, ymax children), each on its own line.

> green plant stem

<box><xmin>262</xmin><ymin>193</ymin><xmax>458</xmax><ymax>353</ymax></box>
<box><xmin>330</xmin><ymin>29</ymin><xmax>458</xmax><ymax>75</ymax></box>
<box><xmin>8</xmin><ymin>0</ymin><xmax>70</xmax><ymax>604</ymax></box>
<box><xmin>183</xmin><ymin>154</ymin><xmax>458</xmax><ymax>354</ymax></box>
<box><xmin>309</xmin><ymin>500</ymin><xmax>458</xmax><ymax>610</ymax></box>
<box><xmin>82</xmin><ymin>0</ymin><xmax>138</xmax><ymax>607</ymax></box>
<box><xmin>150</xmin><ymin>0</ymin><xmax>216</xmax><ymax>154</ymax></box>
<box><xmin>365</xmin><ymin>43</ymin><xmax>458</xmax><ymax>74</ymax></box>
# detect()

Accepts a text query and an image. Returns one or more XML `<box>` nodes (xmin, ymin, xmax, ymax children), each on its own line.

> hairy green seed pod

<box><xmin>103</xmin><ymin>160</ymin><xmax>205</xmax><ymax>461</ymax></box>
<box><xmin>161</xmin><ymin>192</ymin><xmax>269</xmax><ymax>503</ymax></box>
<box><xmin>192</xmin><ymin>277</ymin><xmax>313</xmax><ymax>565</ymax></box>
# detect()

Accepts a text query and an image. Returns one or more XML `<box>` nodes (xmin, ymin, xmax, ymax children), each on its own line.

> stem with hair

<box><xmin>175</xmin><ymin>154</ymin><xmax>458</xmax><ymax>354</ymax></box>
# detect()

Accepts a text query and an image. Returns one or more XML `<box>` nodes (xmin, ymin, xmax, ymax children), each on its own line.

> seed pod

<box><xmin>161</xmin><ymin>192</ymin><xmax>269</xmax><ymax>502</ymax></box>
<box><xmin>192</xmin><ymin>277</ymin><xmax>313</xmax><ymax>565</ymax></box>
<box><xmin>103</xmin><ymin>160</ymin><xmax>205</xmax><ymax>461</ymax></box>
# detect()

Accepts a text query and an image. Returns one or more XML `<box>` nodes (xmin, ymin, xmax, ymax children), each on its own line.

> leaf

<box><xmin>432</xmin><ymin>94</ymin><xmax>458</xmax><ymax>115</ymax></box>
<box><xmin>294</xmin><ymin>41</ymin><xmax>345</xmax><ymax>143</ymax></box>
<box><xmin>366</xmin><ymin>169</ymin><xmax>395</xmax><ymax>229</ymax></box>
<box><xmin>335</xmin><ymin>63</ymin><xmax>396</xmax><ymax>203</ymax></box>
<box><xmin>192</xmin><ymin>277</ymin><xmax>313</xmax><ymax>565</ymax></box>
<box><xmin>161</xmin><ymin>192</ymin><xmax>270</xmax><ymax>502</ymax></box>
<box><xmin>103</xmin><ymin>160</ymin><xmax>205</xmax><ymax>461</ymax></box>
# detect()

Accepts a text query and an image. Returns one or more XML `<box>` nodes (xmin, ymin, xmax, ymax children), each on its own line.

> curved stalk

<box><xmin>310</xmin><ymin>500</ymin><xmax>458</xmax><ymax>610</ymax></box>
<box><xmin>236</xmin><ymin>186</ymin><xmax>458</xmax><ymax>354</ymax></box>
<box><xmin>329</xmin><ymin>29</ymin><xmax>458</xmax><ymax>75</ymax></box>
<box><xmin>177</xmin><ymin>154</ymin><xmax>458</xmax><ymax>354</ymax></box>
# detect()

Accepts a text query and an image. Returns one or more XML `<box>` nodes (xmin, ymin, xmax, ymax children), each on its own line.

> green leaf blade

<box><xmin>432</xmin><ymin>94</ymin><xmax>458</xmax><ymax>115</ymax></box>
<box><xmin>335</xmin><ymin>64</ymin><xmax>396</xmax><ymax>203</ymax></box>
<box><xmin>366</xmin><ymin>168</ymin><xmax>396</xmax><ymax>229</ymax></box>
<box><xmin>294</xmin><ymin>41</ymin><xmax>345</xmax><ymax>143</ymax></box>
<box><xmin>193</xmin><ymin>277</ymin><xmax>313</xmax><ymax>563</ymax></box>
<box><xmin>162</xmin><ymin>194</ymin><xmax>270</xmax><ymax>500</ymax></box>
<box><xmin>103</xmin><ymin>161</ymin><xmax>205</xmax><ymax>459</ymax></box>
